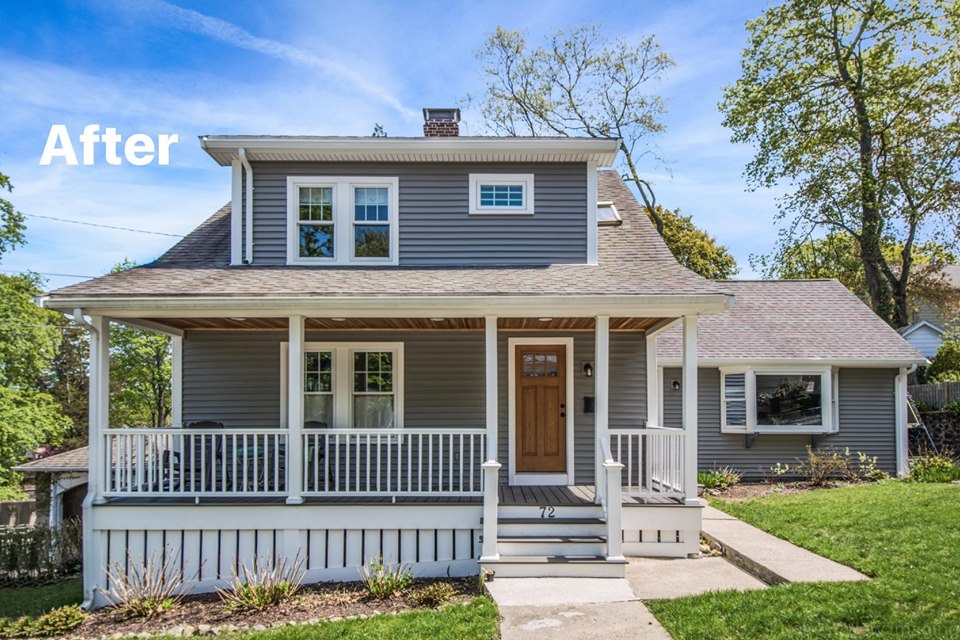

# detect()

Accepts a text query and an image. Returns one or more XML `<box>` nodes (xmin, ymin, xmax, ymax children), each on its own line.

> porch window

<box><xmin>720</xmin><ymin>368</ymin><xmax>838</xmax><ymax>435</ymax></box>
<box><xmin>287</xmin><ymin>177</ymin><xmax>398</xmax><ymax>265</ymax></box>
<box><xmin>352</xmin><ymin>351</ymin><xmax>395</xmax><ymax>428</ymax></box>
<box><xmin>304</xmin><ymin>350</ymin><xmax>334</xmax><ymax>425</ymax></box>
<box><xmin>468</xmin><ymin>173</ymin><xmax>535</xmax><ymax>215</ymax></box>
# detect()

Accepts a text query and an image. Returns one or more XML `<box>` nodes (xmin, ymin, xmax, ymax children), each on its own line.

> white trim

<box><xmin>286</xmin><ymin>176</ymin><xmax>400</xmax><ymax>266</ymax></box>
<box><xmin>895</xmin><ymin>367</ymin><xmax>910</xmax><ymax>477</ymax></box>
<box><xmin>507</xmin><ymin>337</ymin><xmax>576</xmax><ymax>486</ymax></box>
<box><xmin>230</xmin><ymin>160</ymin><xmax>242</xmax><ymax>265</ymax></box>
<box><xmin>106</xmin><ymin>317</ymin><xmax>183</xmax><ymax>337</ymax></box>
<box><xmin>681</xmin><ymin>316</ymin><xmax>698</xmax><ymax>504</ymax></box>
<box><xmin>281</xmin><ymin>341</ymin><xmax>404</xmax><ymax>429</ymax></box>
<box><xmin>899</xmin><ymin>319</ymin><xmax>944</xmax><ymax>338</ymax></box>
<box><xmin>485</xmin><ymin>316</ymin><xmax>498</xmax><ymax>461</ymax></box>
<box><xmin>171</xmin><ymin>336</ymin><xmax>182</xmax><ymax>428</ymax></box>
<box><xmin>718</xmin><ymin>365</ymin><xmax>835</xmax><ymax>435</ymax></box>
<box><xmin>657</xmin><ymin>357</ymin><xmax>927</xmax><ymax>368</ymax></box>
<box><xmin>587</xmin><ymin>164</ymin><xmax>599</xmax><ymax>264</ymax></box>
<box><xmin>595</xmin><ymin>316</ymin><xmax>610</xmax><ymax>491</ymax></box>
<box><xmin>646</xmin><ymin>333</ymin><xmax>658</xmax><ymax>427</ymax></box>
<box><xmin>238</xmin><ymin>148</ymin><xmax>253</xmax><ymax>264</ymax></box>
<box><xmin>286</xmin><ymin>316</ymin><xmax>305</xmax><ymax>504</ymax></box>
<box><xmin>468</xmin><ymin>173</ymin><xmax>535</xmax><ymax>215</ymax></box>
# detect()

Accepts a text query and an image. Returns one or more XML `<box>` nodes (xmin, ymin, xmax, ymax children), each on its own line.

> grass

<box><xmin>647</xmin><ymin>482</ymin><xmax>960</xmax><ymax>640</ymax></box>
<box><xmin>0</xmin><ymin>577</ymin><xmax>83</xmax><ymax>618</ymax></box>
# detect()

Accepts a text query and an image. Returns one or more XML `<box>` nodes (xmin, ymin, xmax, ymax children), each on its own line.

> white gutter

<box><xmin>657</xmin><ymin>357</ymin><xmax>929</xmax><ymax>368</ymax></box>
<box><xmin>238</xmin><ymin>147</ymin><xmax>253</xmax><ymax>264</ymax></box>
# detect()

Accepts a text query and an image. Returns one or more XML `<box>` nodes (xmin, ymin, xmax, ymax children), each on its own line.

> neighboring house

<box><xmin>37</xmin><ymin>109</ymin><xmax>921</xmax><ymax>609</ymax></box>
<box><xmin>900</xmin><ymin>264</ymin><xmax>960</xmax><ymax>358</ymax></box>
<box><xmin>12</xmin><ymin>447</ymin><xmax>89</xmax><ymax>527</ymax></box>
<box><xmin>657</xmin><ymin>280</ymin><xmax>926</xmax><ymax>479</ymax></box>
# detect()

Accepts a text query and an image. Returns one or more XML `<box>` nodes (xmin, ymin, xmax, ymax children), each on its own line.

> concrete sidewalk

<box><xmin>701</xmin><ymin>505</ymin><xmax>869</xmax><ymax>585</ymax></box>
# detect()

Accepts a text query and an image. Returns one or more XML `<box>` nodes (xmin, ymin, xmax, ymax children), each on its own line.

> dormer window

<box><xmin>287</xmin><ymin>176</ymin><xmax>399</xmax><ymax>265</ymax></box>
<box><xmin>469</xmin><ymin>173</ymin><xmax>535</xmax><ymax>215</ymax></box>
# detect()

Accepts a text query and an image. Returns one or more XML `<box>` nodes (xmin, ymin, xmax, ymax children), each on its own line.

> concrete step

<box><xmin>495</xmin><ymin>517</ymin><xmax>607</xmax><ymax>537</ymax></box>
<box><xmin>498</xmin><ymin>535</ymin><xmax>607</xmax><ymax>556</ymax></box>
<box><xmin>481</xmin><ymin>555</ymin><xmax>627</xmax><ymax>578</ymax></box>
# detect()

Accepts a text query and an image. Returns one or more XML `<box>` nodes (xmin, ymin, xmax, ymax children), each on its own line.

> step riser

<box><xmin>481</xmin><ymin>562</ymin><xmax>626</xmax><ymax>579</ymax></box>
<box><xmin>498</xmin><ymin>523</ymin><xmax>607</xmax><ymax>537</ymax></box>
<box><xmin>499</xmin><ymin>505</ymin><xmax>603</xmax><ymax>519</ymax></box>
<box><xmin>498</xmin><ymin>541</ymin><xmax>606</xmax><ymax>556</ymax></box>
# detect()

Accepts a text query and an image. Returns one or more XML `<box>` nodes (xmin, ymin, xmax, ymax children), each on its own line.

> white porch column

<box><xmin>170</xmin><ymin>336</ymin><xmax>183</xmax><ymax>428</ymax></box>
<box><xmin>895</xmin><ymin>367</ymin><xmax>909</xmax><ymax>477</ymax></box>
<box><xmin>481</xmin><ymin>316</ymin><xmax>501</xmax><ymax>562</ymax></box>
<box><xmin>484</xmin><ymin>315</ymin><xmax>498</xmax><ymax>461</ymax></box>
<box><xmin>682</xmin><ymin>315</ymin><xmax>699</xmax><ymax>504</ymax></box>
<box><xmin>286</xmin><ymin>315</ymin><xmax>305</xmax><ymax>504</ymax></box>
<box><xmin>90</xmin><ymin>316</ymin><xmax>110</xmax><ymax>503</ymax></box>
<box><xmin>646</xmin><ymin>333</ymin><xmax>659</xmax><ymax>427</ymax></box>
<box><xmin>595</xmin><ymin>316</ymin><xmax>610</xmax><ymax>489</ymax></box>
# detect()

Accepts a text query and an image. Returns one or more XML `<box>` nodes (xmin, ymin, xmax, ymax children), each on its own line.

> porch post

<box><xmin>170</xmin><ymin>336</ymin><xmax>183</xmax><ymax>428</ymax></box>
<box><xmin>895</xmin><ymin>367</ymin><xmax>909</xmax><ymax>477</ymax></box>
<box><xmin>90</xmin><ymin>316</ymin><xmax>110</xmax><ymax>504</ymax></box>
<box><xmin>646</xmin><ymin>333</ymin><xmax>659</xmax><ymax>426</ymax></box>
<box><xmin>481</xmin><ymin>315</ymin><xmax>500</xmax><ymax>562</ymax></box>
<box><xmin>681</xmin><ymin>315</ymin><xmax>699</xmax><ymax>504</ymax></box>
<box><xmin>286</xmin><ymin>315</ymin><xmax>305</xmax><ymax>504</ymax></box>
<box><xmin>595</xmin><ymin>316</ymin><xmax>610</xmax><ymax>488</ymax></box>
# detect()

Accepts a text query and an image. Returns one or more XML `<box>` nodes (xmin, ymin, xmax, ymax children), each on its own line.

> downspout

<box><xmin>72</xmin><ymin>309</ymin><xmax>100</xmax><ymax>611</ymax></box>
<box><xmin>238</xmin><ymin>148</ymin><xmax>254</xmax><ymax>264</ymax></box>
<box><xmin>895</xmin><ymin>364</ymin><xmax>918</xmax><ymax>478</ymax></box>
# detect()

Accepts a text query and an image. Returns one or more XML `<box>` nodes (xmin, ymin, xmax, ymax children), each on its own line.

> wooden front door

<box><xmin>515</xmin><ymin>345</ymin><xmax>567</xmax><ymax>473</ymax></box>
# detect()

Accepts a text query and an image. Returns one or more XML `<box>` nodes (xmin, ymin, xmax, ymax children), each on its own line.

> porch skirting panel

<box><xmin>87</xmin><ymin>504</ymin><xmax>481</xmax><ymax>608</ymax></box>
<box><xmin>621</xmin><ymin>504</ymin><xmax>701</xmax><ymax>558</ymax></box>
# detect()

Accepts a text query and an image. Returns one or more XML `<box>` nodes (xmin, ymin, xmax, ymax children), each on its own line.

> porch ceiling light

<box><xmin>538</xmin><ymin>317</ymin><xmax>553</xmax><ymax>322</ymax></box>
<box><xmin>431</xmin><ymin>317</ymin><xmax>446</xmax><ymax>322</ymax></box>
<box><xmin>330</xmin><ymin>317</ymin><xmax>346</xmax><ymax>321</ymax></box>
<box><xmin>230</xmin><ymin>317</ymin><xmax>246</xmax><ymax>321</ymax></box>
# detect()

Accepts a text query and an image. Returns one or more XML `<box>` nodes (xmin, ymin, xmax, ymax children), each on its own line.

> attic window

<box><xmin>469</xmin><ymin>174</ymin><xmax>535</xmax><ymax>215</ymax></box>
<box><xmin>597</xmin><ymin>201</ymin><xmax>621</xmax><ymax>226</ymax></box>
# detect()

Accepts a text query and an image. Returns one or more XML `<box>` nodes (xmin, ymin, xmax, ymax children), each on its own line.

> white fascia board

<box><xmin>106</xmin><ymin>317</ymin><xmax>184</xmax><ymax>337</ymax></box>
<box><xmin>45</xmin><ymin>293</ymin><xmax>733</xmax><ymax>319</ymax></box>
<box><xmin>899</xmin><ymin>320</ymin><xmax>944</xmax><ymax>337</ymax></box>
<box><xmin>199</xmin><ymin>136</ymin><xmax>621</xmax><ymax>167</ymax></box>
<box><xmin>657</xmin><ymin>357</ymin><xmax>929</xmax><ymax>368</ymax></box>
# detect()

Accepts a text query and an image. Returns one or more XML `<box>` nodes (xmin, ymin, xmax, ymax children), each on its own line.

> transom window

<box><xmin>720</xmin><ymin>367</ymin><xmax>837</xmax><ymax>434</ymax></box>
<box><xmin>469</xmin><ymin>173</ymin><xmax>535</xmax><ymax>215</ymax></box>
<box><xmin>283</xmin><ymin>342</ymin><xmax>403</xmax><ymax>429</ymax></box>
<box><xmin>287</xmin><ymin>177</ymin><xmax>399</xmax><ymax>265</ymax></box>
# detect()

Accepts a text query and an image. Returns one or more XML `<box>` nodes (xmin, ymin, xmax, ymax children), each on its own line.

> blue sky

<box><xmin>0</xmin><ymin>0</ymin><xmax>781</xmax><ymax>290</ymax></box>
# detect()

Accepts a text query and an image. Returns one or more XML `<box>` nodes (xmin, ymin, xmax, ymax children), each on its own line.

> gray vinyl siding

<box><xmin>182</xmin><ymin>330</ymin><xmax>646</xmax><ymax>482</ymax></box>
<box><xmin>661</xmin><ymin>367</ymin><xmax>898</xmax><ymax>478</ymax></box>
<box><xmin>249</xmin><ymin>162</ymin><xmax>587</xmax><ymax>265</ymax></box>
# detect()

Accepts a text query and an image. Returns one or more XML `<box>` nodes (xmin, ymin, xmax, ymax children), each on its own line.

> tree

<box><xmin>45</xmin><ymin>323</ymin><xmax>89</xmax><ymax>448</ymax></box>
<box><xmin>0</xmin><ymin>272</ymin><xmax>63</xmax><ymax>390</ymax></box>
<box><xmin>0</xmin><ymin>387</ymin><xmax>71</xmax><ymax>491</ymax></box>
<box><xmin>754</xmin><ymin>232</ymin><xmax>960</xmax><ymax>319</ymax></box>
<box><xmin>721</xmin><ymin>0</ymin><xmax>960</xmax><ymax>327</ymax></box>
<box><xmin>0</xmin><ymin>170</ymin><xmax>26</xmax><ymax>262</ymax></box>
<box><xmin>925</xmin><ymin>340</ymin><xmax>960</xmax><ymax>383</ymax></box>
<box><xmin>657</xmin><ymin>206</ymin><xmax>739</xmax><ymax>279</ymax></box>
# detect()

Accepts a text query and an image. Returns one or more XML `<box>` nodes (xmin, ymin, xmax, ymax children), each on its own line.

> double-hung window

<box><xmin>720</xmin><ymin>367</ymin><xmax>838</xmax><ymax>434</ymax></box>
<box><xmin>283</xmin><ymin>342</ymin><xmax>403</xmax><ymax>429</ymax></box>
<box><xmin>468</xmin><ymin>173</ymin><xmax>535</xmax><ymax>215</ymax></box>
<box><xmin>287</xmin><ymin>177</ymin><xmax>399</xmax><ymax>265</ymax></box>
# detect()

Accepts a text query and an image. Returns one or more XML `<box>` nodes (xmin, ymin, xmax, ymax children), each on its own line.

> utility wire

<box><xmin>24</xmin><ymin>213</ymin><xmax>185</xmax><ymax>238</ymax></box>
<box><xmin>0</xmin><ymin>269</ymin><xmax>95</xmax><ymax>279</ymax></box>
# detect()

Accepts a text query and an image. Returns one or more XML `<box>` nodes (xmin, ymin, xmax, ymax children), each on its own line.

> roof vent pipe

<box><xmin>238</xmin><ymin>148</ymin><xmax>254</xmax><ymax>264</ymax></box>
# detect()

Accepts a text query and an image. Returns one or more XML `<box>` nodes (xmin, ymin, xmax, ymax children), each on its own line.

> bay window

<box><xmin>720</xmin><ymin>367</ymin><xmax>838</xmax><ymax>434</ymax></box>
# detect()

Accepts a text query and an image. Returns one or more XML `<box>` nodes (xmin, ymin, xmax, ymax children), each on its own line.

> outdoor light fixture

<box><xmin>330</xmin><ymin>317</ymin><xmax>346</xmax><ymax>322</ymax></box>
<box><xmin>583</xmin><ymin>362</ymin><xmax>594</xmax><ymax>377</ymax></box>
<box><xmin>672</xmin><ymin>380</ymin><xmax>681</xmax><ymax>391</ymax></box>
<box><xmin>538</xmin><ymin>317</ymin><xmax>553</xmax><ymax>322</ymax></box>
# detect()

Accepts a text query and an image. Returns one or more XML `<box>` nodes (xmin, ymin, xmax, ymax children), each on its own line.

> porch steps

<box><xmin>481</xmin><ymin>503</ymin><xmax>626</xmax><ymax>578</ymax></box>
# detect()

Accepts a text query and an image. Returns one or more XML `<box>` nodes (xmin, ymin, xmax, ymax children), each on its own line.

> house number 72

<box><xmin>539</xmin><ymin>506</ymin><xmax>556</xmax><ymax>518</ymax></box>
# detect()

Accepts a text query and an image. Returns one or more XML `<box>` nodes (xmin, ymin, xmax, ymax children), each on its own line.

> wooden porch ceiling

<box><xmin>142</xmin><ymin>316</ymin><xmax>668</xmax><ymax>332</ymax></box>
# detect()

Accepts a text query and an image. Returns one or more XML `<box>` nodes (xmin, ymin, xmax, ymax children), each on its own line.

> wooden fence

<box><xmin>0</xmin><ymin>500</ymin><xmax>37</xmax><ymax>527</ymax></box>
<box><xmin>909</xmin><ymin>382</ymin><xmax>960</xmax><ymax>410</ymax></box>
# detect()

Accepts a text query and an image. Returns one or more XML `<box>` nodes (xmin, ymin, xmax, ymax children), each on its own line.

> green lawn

<box><xmin>0</xmin><ymin>577</ymin><xmax>83</xmax><ymax>618</ymax></box>
<box><xmin>647</xmin><ymin>482</ymin><xmax>960</xmax><ymax>640</ymax></box>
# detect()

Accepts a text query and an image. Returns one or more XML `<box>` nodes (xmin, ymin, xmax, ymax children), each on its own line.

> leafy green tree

<box><xmin>473</xmin><ymin>25</ymin><xmax>738</xmax><ymax>278</ymax></box>
<box><xmin>0</xmin><ymin>272</ymin><xmax>63</xmax><ymax>390</ymax></box>
<box><xmin>0</xmin><ymin>387</ymin><xmax>71</xmax><ymax>491</ymax></box>
<box><xmin>657</xmin><ymin>206</ymin><xmax>738</xmax><ymax>279</ymax></box>
<box><xmin>0</xmin><ymin>170</ymin><xmax>26</xmax><ymax>262</ymax></box>
<box><xmin>721</xmin><ymin>0</ymin><xmax>960</xmax><ymax>327</ymax></box>
<box><xmin>926</xmin><ymin>340</ymin><xmax>960</xmax><ymax>383</ymax></box>
<box><xmin>46</xmin><ymin>323</ymin><xmax>89</xmax><ymax>448</ymax></box>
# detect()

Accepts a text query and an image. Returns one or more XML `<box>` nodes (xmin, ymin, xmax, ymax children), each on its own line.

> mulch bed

<box><xmin>705</xmin><ymin>480</ymin><xmax>854</xmax><ymax>502</ymax></box>
<box><xmin>68</xmin><ymin>577</ymin><xmax>481</xmax><ymax>638</ymax></box>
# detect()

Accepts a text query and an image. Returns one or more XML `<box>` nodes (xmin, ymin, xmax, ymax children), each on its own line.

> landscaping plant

<box><xmin>411</xmin><ymin>582</ymin><xmax>458</xmax><ymax>608</ymax></box>
<box><xmin>909</xmin><ymin>453</ymin><xmax>960</xmax><ymax>483</ymax></box>
<box><xmin>771</xmin><ymin>446</ymin><xmax>885</xmax><ymax>485</ymax></box>
<box><xmin>104</xmin><ymin>549</ymin><xmax>184</xmax><ymax>618</ymax></box>
<box><xmin>217</xmin><ymin>555</ymin><xmax>305</xmax><ymax>612</ymax></box>
<box><xmin>0</xmin><ymin>519</ymin><xmax>82</xmax><ymax>585</ymax></box>
<box><xmin>697</xmin><ymin>467</ymin><xmax>742</xmax><ymax>491</ymax></box>
<box><xmin>359</xmin><ymin>556</ymin><xmax>413</xmax><ymax>600</ymax></box>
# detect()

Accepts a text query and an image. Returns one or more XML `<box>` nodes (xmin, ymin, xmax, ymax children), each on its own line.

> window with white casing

<box><xmin>468</xmin><ymin>173</ymin><xmax>535</xmax><ymax>215</ymax></box>
<box><xmin>284</xmin><ymin>343</ymin><xmax>404</xmax><ymax>429</ymax></box>
<box><xmin>720</xmin><ymin>367</ymin><xmax>838</xmax><ymax>435</ymax></box>
<box><xmin>286</xmin><ymin>177</ymin><xmax>399</xmax><ymax>265</ymax></box>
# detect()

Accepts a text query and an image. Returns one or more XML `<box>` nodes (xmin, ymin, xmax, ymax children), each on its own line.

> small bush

<box><xmin>697</xmin><ymin>467</ymin><xmax>742</xmax><ymax>491</ymax></box>
<box><xmin>0</xmin><ymin>519</ymin><xmax>83</xmax><ymax>586</ymax></box>
<box><xmin>359</xmin><ymin>556</ymin><xmax>413</xmax><ymax>600</ymax></box>
<box><xmin>909</xmin><ymin>454</ymin><xmax>960</xmax><ymax>483</ymax></box>
<box><xmin>411</xmin><ymin>582</ymin><xmax>458</xmax><ymax>608</ymax></box>
<box><xmin>0</xmin><ymin>605</ymin><xmax>86</xmax><ymax>638</ymax></box>
<box><xmin>771</xmin><ymin>447</ymin><xmax>886</xmax><ymax>485</ymax></box>
<box><xmin>104</xmin><ymin>549</ymin><xmax>184</xmax><ymax>618</ymax></box>
<box><xmin>218</xmin><ymin>556</ymin><xmax>305</xmax><ymax>612</ymax></box>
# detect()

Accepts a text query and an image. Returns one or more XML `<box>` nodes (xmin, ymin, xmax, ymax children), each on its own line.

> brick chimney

<box><xmin>422</xmin><ymin>108</ymin><xmax>460</xmax><ymax>137</ymax></box>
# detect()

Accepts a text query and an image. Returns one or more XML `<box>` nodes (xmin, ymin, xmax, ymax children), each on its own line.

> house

<box><xmin>37</xmin><ymin>108</ymin><xmax>920</xmax><ymax>609</ymax></box>
<box><xmin>899</xmin><ymin>264</ymin><xmax>960</xmax><ymax>358</ymax></box>
<box><xmin>12</xmin><ymin>447</ymin><xmax>89</xmax><ymax>527</ymax></box>
<box><xmin>656</xmin><ymin>280</ymin><xmax>926</xmax><ymax>479</ymax></box>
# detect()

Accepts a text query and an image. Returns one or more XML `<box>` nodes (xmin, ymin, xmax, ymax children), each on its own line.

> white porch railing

<box><xmin>609</xmin><ymin>427</ymin><xmax>686</xmax><ymax>499</ymax></box>
<box><xmin>302</xmin><ymin>429</ymin><xmax>486</xmax><ymax>496</ymax></box>
<box><xmin>596</xmin><ymin>435</ymin><xmax>624</xmax><ymax>561</ymax></box>
<box><xmin>103</xmin><ymin>428</ymin><xmax>289</xmax><ymax>497</ymax></box>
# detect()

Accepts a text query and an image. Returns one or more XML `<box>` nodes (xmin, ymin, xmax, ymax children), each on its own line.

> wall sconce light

<box><xmin>672</xmin><ymin>379</ymin><xmax>681</xmax><ymax>391</ymax></box>
<box><xmin>582</xmin><ymin>362</ymin><xmax>594</xmax><ymax>378</ymax></box>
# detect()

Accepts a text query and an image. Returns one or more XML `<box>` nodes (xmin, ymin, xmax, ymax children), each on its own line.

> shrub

<box><xmin>0</xmin><ymin>605</ymin><xmax>86</xmax><ymax>638</ymax></box>
<box><xmin>697</xmin><ymin>467</ymin><xmax>742</xmax><ymax>491</ymax></box>
<box><xmin>359</xmin><ymin>556</ymin><xmax>413</xmax><ymax>600</ymax></box>
<box><xmin>104</xmin><ymin>549</ymin><xmax>184</xmax><ymax>618</ymax></box>
<box><xmin>411</xmin><ymin>582</ymin><xmax>458</xmax><ymax>608</ymax></box>
<box><xmin>909</xmin><ymin>454</ymin><xmax>960</xmax><ymax>483</ymax></box>
<box><xmin>218</xmin><ymin>556</ymin><xmax>305</xmax><ymax>612</ymax></box>
<box><xmin>0</xmin><ymin>519</ymin><xmax>82</xmax><ymax>586</ymax></box>
<box><xmin>771</xmin><ymin>447</ymin><xmax>886</xmax><ymax>485</ymax></box>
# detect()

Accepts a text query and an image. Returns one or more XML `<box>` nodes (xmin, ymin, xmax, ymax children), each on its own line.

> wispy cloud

<box><xmin>129</xmin><ymin>0</ymin><xmax>418</xmax><ymax>120</ymax></box>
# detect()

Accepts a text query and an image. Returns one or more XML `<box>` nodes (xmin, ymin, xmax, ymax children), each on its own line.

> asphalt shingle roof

<box><xmin>13</xmin><ymin>447</ymin><xmax>88</xmax><ymax>473</ymax></box>
<box><xmin>657</xmin><ymin>279</ymin><xmax>926</xmax><ymax>363</ymax></box>
<box><xmin>44</xmin><ymin>171</ymin><xmax>723</xmax><ymax>300</ymax></box>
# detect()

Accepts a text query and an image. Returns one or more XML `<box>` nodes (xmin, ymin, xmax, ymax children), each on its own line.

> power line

<box><xmin>0</xmin><ymin>269</ymin><xmax>94</xmax><ymax>279</ymax></box>
<box><xmin>24</xmin><ymin>213</ymin><xmax>186</xmax><ymax>238</ymax></box>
